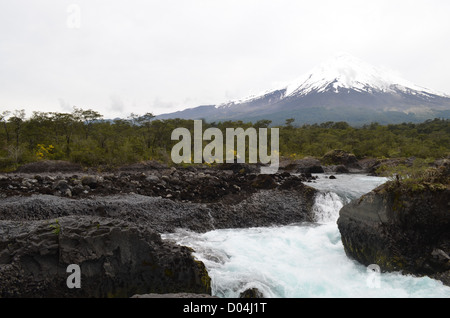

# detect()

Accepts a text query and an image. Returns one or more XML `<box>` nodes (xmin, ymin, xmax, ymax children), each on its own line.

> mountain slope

<box><xmin>156</xmin><ymin>54</ymin><xmax>450</xmax><ymax>125</ymax></box>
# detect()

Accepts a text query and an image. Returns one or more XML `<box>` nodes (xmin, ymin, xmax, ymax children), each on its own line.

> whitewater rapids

<box><xmin>162</xmin><ymin>174</ymin><xmax>450</xmax><ymax>298</ymax></box>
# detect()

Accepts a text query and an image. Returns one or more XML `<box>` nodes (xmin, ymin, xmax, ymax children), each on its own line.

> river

<box><xmin>162</xmin><ymin>174</ymin><xmax>450</xmax><ymax>298</ymax></box>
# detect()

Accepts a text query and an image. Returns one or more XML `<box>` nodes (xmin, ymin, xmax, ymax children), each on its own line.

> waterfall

<box><xmin>162</xmin><ymin>174</ymin><xmax>450</xmax><ymax>298</ymax></box>
<box><xmin>312</xmin><ymin>192</ymin><xmax>345</xmax><ymax>223</ymax></box>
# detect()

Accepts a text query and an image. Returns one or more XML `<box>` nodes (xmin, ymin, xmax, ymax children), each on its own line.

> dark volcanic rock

<box><xmin>0</xmin><ymin>169</ymin><xmax>318</xmax><ymax>233</ymax></box>
<box><xmin>81</xmin><ymin>176</ymin><xmax>98</xmax><ymax>189</ymax></box>
<box><xmin>323</xmin><ymin>165</ymin><xmax>349</xmax><ymax>174</ymax></box>
<box><xmin>337</xmin><ymin>179</ymin><xmax>450</xmax><ymax>286</ymax></box>
<box><xmin>217</xmin><ymin>162</ymin><xmax>260</xmax><ymax>174</ymax></box>
<box><xmin>0</xmin><ymin>166</ymin><xmax>318</xmax><ymax>297</ymax></box>
<box><xmin>298</xmin><ymin>165</ymin><xmax>324</xmax><ymax>174</ymax></box>
<box><xmin>251</xmin><ymin>174</ymin><xmax>277</xmax><ymax>189</ymax></box>
<box><xmin>0</xmin><ymin>215</ymin><xmax>211</xmax><ymax>297</ymax></box>
<box><xmin>1</xmin><ymin>168</ymin><xmax>312</xmax><ymax>204</ymax></box>
<box><xmin>239</xmin><ymin>288</ymin><xmax>264</xmax><ymax>298</ymax></box>
<box><xmin>118</xmin><ymin>160</ymin><xmax>168</xmax><ymax>171</ymax></box>
<box><xmin>15</xmin><ymin>160</ymin><xmax>82</xmax><ymax>173</ymax></box>
<box><xmin>0</xmin><ymin>183</ymin><xmax>317</xmax><ymax>233</ymax></box>
<box><xmin>279</xmin><ymin>157</ymin><xmax>325</xmax><ymax>174</ymax></box>
<box><xmin>322</xmin><ymin>150</ymin><xmax>361</xmax><ymax>170</ymax></box>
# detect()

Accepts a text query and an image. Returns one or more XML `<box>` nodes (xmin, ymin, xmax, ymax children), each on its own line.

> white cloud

<box><xmin>0</xmin><ymin>0</ymin><xmax>449</xmax><ymax>118</ymax></box>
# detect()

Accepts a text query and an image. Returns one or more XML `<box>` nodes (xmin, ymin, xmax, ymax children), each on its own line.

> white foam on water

<box><xmin>162</xmin><ymin>174</ymin><xmax>450</xmax><ymax>298</ymax></box>
<box><xmin>312</xmin><ymin>192</ymin><xmax>344</xmax><ymax>223</ymax></box>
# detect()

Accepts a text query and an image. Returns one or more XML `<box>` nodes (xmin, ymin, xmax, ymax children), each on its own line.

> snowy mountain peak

<box><xmin>285</xmin><ymin>53</ymin><xmax>443</xmax><ymax>97</ymax></box>
<box><xmin>157</xmin><ymin>51</ymin><xmax>450</xmax><ymax>124</ymax></box>
<box><xmin>204</xmin><ymin>53</ymin><xmax>450</xmax><ymax>122</ymax></box>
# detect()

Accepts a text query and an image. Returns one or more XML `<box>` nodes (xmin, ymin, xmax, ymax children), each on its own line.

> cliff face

<box><xmin>0</xmin><ymin>216</ymin><xmax>212</xmax><ymax>298</ymax></box>
<box><xmin>337</xmin><ymin>180</ymin><xmax>450</xmax><ymax>285</ymax></box>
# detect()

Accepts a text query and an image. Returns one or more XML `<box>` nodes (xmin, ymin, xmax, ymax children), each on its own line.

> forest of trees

<box><xmin>0</xmin><ymin>107</ymin><xmax>449</xmax><ymax>172</ymax></box>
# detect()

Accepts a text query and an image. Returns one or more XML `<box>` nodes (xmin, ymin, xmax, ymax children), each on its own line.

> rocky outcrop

<box><xmin>0</xmin><ymin>215</ymin><xmax>211</xmax><ymax>297</ymax></box>
<box><xmin>0</xmin><ymin>179</ymin><xmax>317</xmax><ymax>234</ymax></box>
<box><xmin>279</xmin><ymin>157</ymin><xmax>324</xmax><ymax>174</ymax></box>
<box><xmin>0</xmin><ymin>167</ymin><xmax>314</xmax><ymax>203</ymax></box>
<box><xmin>359</xmin><ymin>158</ymin><xmax>408</xmax><ymax>176</ymax></box>
<box><xmin>0</xmin><ymin>167</ymin><xmax>318</xmax><ymax>297</ymax></box>
<box><xmin>0</xmin><ymin>168</ymin><xmax>318</xmax><ymax>233</ymax></box>
<box><xmin>279</xmin><ymin>151</ymin><xmax>368</xmax><ymax>175</ymax></box>
<box><xmin>321</xmin><ymin>150</ymin><xmax>362</xmax><ymax>172</ymax></box>
<box><xmin>337</xmin><ymin>173</ymin><xmax>450</xmax><ymax>285</ymax></box>
<box><xmin>239</xmin><ymin>288</ymin><xmax>264</xmax><ymax>298</ymax></box>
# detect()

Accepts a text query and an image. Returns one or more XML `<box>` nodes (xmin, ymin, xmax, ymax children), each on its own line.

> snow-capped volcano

<box><xmin>285</xmin><ymin>53</ymin><xmax>444</xmax><ymax>97</ymax></box>
<box><xmin>157</xmin><ymin>54</ymin><xmax>450</xmax><ymax>125</ymax></box>
<box><xmin>219</xmin><ymin>53</ymin><xmax>447</xmax><ymax>108</ymax></box>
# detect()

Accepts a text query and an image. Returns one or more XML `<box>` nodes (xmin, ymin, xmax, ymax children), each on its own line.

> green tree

<box><xmin>74</xmin><ymin>107</ymin><xmax>103</xmax><ymax>139</ymax></box>
<box><xmin>8</xmin><ymin>109</ymin><xmax>26</xmax><ymax>147</ymax></box>
<box><xmin>285</xmin><ymin>118</ymin><xmax>295</xmax><ymax>128</ymax></box>
<box><xmin>0</xmin><ymin>110</ymin><xmax>11</xmax><ymax>145</ymax></box>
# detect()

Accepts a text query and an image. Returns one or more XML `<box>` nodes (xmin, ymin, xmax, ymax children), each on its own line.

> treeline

<box><xmin>279</xmin><ymin>119</ymin><xmax>450</xmax><ymax>159</ymax></box>
<box><xmin>0</xmin><ymin>108</ymin><xmax>449</xmax><ymax>171</ymax></box>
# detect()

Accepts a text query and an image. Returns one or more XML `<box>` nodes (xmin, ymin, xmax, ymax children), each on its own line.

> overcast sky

<box><xmin>1</xmin><ymin>0</ymin><xmax>450</xmax><ymax>118</ymax></box>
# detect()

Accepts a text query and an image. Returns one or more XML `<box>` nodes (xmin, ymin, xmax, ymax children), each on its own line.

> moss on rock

<box><xmin>337</xmin><ymin>164</ymin><xmax>450</xmax><ymax>285</ymax></box>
